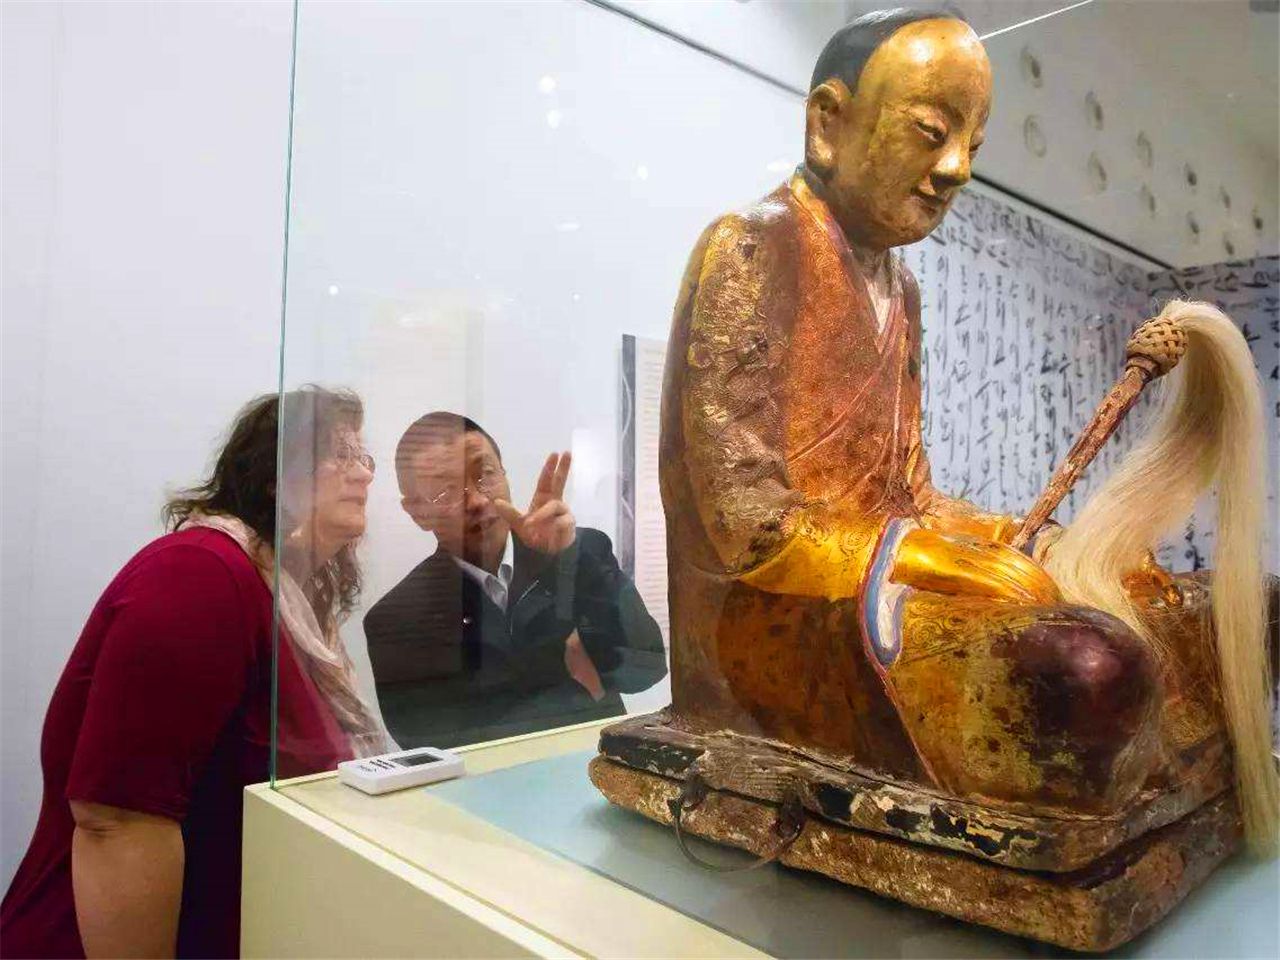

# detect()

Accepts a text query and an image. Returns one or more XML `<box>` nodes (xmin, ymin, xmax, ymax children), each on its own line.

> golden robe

<box><xmin>660</xmin><ymin>175</ymin><xmax>1192</xmax><ymax>814</ymax></box>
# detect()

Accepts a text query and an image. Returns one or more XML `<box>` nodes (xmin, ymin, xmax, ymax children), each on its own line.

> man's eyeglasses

<box><xmin>330</xmin><ymin>444</ymin><xmax>376</xmax><ymax>474</ymax></box>
<box><xmin>419</xmin><ymin>464</ymin><xmax>505</xmax><ymax>509</ymax></box>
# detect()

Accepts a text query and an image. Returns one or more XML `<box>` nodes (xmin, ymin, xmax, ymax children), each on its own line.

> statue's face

<box><xmin>807</xmin><ymin>18</ymin><xmax>991</xmax><ymax>250</ymax></box>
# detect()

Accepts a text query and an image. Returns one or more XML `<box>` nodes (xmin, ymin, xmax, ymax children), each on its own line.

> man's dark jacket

<box><xmin>363</xmin><ymin>528</ymin><xmax>666</xmax><ymax>749</ymax></box>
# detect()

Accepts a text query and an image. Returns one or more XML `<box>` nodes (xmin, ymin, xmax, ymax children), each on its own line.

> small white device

<box><xmin>337</xmin><ymin>746</ymin><xmax>466</xmax><ymax>795</ymax></box>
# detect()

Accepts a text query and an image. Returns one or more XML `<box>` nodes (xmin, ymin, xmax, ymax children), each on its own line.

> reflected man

<box><xmin>365</xmin><ymin>412</ymin><xmax>666</xmax><ymax>749</ymax></box>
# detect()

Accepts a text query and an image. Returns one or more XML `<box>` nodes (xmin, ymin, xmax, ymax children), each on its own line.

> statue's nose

<box><xmin>931</xmin><ymin>144</ymin><xmax>971</xmax><ymax>191</ymax></box>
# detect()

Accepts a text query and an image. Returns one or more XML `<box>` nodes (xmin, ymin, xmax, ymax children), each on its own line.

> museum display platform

<box><xmin>242</xmin><ymin>718</ymin><xmax>1278</xmax><ymax>959</ymax></box>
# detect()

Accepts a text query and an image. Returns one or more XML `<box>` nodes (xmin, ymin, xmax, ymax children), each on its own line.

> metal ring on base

<box><xmin>667</xmin><ymin>773</ymin><xmax>806</xmax><ymax>873</ymax></box>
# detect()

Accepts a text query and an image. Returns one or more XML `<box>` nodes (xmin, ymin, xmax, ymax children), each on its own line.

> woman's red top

<box><xmin>1</xmin><ymin>527</ymin><xmax>354</xmax><ymax>959</ymax></box>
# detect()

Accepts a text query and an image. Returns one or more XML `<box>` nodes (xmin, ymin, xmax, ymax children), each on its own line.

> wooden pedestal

<box><xmin>590</xmin><ymin>712</ymin><xmax>1242</xmax><ymax>952</ymax></box>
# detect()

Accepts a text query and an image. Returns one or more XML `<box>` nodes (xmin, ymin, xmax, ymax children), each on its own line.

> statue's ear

<box><xmin>805</xmin><ymin>80</ymin><xmax>849</xmax><ymax>178</ymax></box>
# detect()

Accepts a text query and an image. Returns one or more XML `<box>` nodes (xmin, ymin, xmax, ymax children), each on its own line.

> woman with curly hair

<box><xmin>2</xmin><ymin>386</ymin><xmax>387</xmax><ymax>959</ymax></box>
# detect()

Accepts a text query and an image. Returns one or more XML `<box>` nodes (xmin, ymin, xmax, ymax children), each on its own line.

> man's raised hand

<box><xmin>492</xmin><ymin>451</ymin><xmax>576</xmax><ymax>555</ymax></box>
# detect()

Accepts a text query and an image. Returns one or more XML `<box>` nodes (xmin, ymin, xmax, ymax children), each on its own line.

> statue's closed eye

<box><xmin>915</xmin><ymin>120</ymin><xmax>946</xmax><ymax>146</ymax></box>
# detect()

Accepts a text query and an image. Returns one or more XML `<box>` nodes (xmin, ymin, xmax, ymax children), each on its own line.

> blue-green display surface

<box><xmin>430</xmin><ymin>750</ymin><xmax>1279</xmax><ymax>959</ymax></box>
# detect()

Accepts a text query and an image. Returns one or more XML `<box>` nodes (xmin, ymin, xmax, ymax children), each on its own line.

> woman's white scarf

<box><xmin>183</xmin><ymin>513</ymin><xmax>388</xmax><ymax>758</ymax></box>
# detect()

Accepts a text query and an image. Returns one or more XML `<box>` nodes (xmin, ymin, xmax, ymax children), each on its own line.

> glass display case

<box><xmin>259</xmin><ymin>1</ymin><xmax>1279</xmax><ymax>956</ymax></box>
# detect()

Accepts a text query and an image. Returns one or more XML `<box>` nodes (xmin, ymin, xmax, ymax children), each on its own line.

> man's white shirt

<box><xmin>453</xmin><ymin>553</ymin><xmax>514</xmax><ymax>612</ymax></box>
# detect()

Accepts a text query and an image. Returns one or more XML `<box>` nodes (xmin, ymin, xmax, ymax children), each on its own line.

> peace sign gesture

<box><xmin>492</xmin><ymin>451</ymin><xmax>576</xmax><ymax>555</ymax></box>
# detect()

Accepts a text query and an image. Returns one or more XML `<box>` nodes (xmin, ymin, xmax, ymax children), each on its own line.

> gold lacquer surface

<box><xmin>658</xmin><ymin>16</ymin><xmax>1228</xmax><ymax>817</ymax></box>
<box><xmin>890</xmin><ymin>528</ymin><xmax>1061</xmax><ymax>605</ymax></box>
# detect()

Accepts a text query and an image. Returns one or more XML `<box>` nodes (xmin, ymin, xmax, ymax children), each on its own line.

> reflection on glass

<box><xmin>363</xmin><ymin>412</ymin><xmax>665</xmax><ymax>749</ymax></box>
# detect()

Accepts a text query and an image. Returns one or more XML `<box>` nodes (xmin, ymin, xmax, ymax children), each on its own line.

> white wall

<box><xmin>1</xmin><ymin>0</ymin><xmax>294</xmax><ymax>888</ymax></box>
<box><xmin>619</xmin><ymin>0</ymin><xmax>1280</xmax><ymax>267</ymax></box>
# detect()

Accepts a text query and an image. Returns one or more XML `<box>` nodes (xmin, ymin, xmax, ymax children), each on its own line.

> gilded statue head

<box><xmin>805</xmin><ymin>8</ymin><xmax>991</xmax><ymax>251</ymax></box>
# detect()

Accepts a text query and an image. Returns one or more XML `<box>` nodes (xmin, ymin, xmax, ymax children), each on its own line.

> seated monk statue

<box><xmin>658</xmin><ymin>5</ymin><xmax>1276</xmax><ymax>837</ymax></box>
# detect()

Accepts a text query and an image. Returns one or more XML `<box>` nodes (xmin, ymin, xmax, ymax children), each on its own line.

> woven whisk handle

<box><xmin>1125</xmin><ymin>315</ymin><xmax>1187</xmax><ymax>380</ymax></box>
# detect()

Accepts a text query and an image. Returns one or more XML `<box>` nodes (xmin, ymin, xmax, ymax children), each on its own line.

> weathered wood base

<box><xmin>589</xmin><ymin>755</ymin><xmax>1241</xmax><ymax>953</ymax></box>
<box><xmin>596</xmin><ymin>711</ymin><xmax>1231</xmax><ymax>872</ymax></box>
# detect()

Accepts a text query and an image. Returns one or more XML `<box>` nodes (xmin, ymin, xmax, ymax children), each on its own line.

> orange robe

<box><xmin>660</xmin><ymin>174</ymin><xmax>1173</xmax><ymax>812</ymax></box>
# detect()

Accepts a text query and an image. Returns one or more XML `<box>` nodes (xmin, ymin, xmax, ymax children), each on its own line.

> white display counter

<box><xmin>241</xmin><ymin>719</ymin><xmax>764</xmax><ymax>958</ymax></box>
<box><xmin>242</xmin><ymin>717</ymin><xmax>1278</xmax><ymax>959</ymax></box>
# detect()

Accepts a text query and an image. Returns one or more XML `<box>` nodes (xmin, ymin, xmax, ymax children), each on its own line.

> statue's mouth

<box><xmin>913</xmin><ymin>189</ymin><xmax>947</xmax><ymax>212</ymax></box>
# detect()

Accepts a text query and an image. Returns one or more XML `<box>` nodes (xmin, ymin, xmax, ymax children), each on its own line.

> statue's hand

<box><xmin>934</xmin><ymin>511</ymin><xmax>1066</xmax><ymax>561</ymax></box>
<box><xmin>1024</xmin><ymin>522</ymin><xmax>1181</xmax><ymax>607</ymax></box>
<box><xmin>920</xmin><ymin>509</ymin><xmax>1019</xmax><ymax>545</ymax></box>
<box><xmin>1014</xmin><ymin>519</ymin><xmax>1064</xmax><ymax>564</ymax></box>
<box><xmin>890</xmin><ymin>526</ymin><xmax>1061</xmax><ymax>605</ymax></box>
<box><xmin>1122</xmin><ymin>549</ymin><xmax>1183</xmax><ymax>607</ymax></box>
